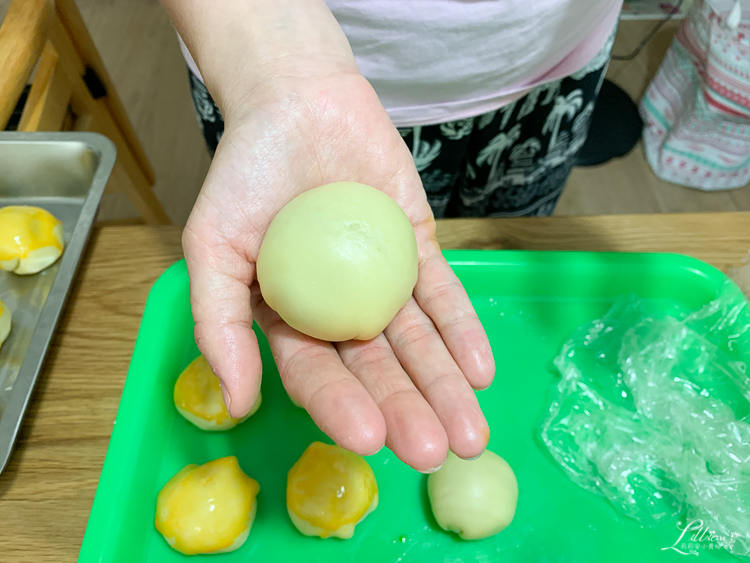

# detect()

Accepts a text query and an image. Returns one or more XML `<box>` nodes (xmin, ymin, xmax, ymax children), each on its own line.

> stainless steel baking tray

<box><xmin>0</xmin><ymin>132</ymin><xmax>116</xmax><ymax>474</ymax></box>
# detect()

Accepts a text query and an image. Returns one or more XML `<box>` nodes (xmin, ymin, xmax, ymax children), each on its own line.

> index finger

<box><xmin>183</xmin><ymin>221</ymin><xmax>263</xmax><ymax>418</ymax></box>
<box><xmin>250</xmin><ymin>284</ymin><xmax>387</xmax><ymax>456</ymax></box>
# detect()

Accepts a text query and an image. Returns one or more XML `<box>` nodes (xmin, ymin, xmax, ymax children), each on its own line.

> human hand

<box><xmin>167</xmin><ymin>0</ymin><xmax>494</xmax><ymax>472</ymax></box>
<box><xmin>183</xmin><ymin>71</ymin><xmax>494</xmax><ymax>472</ymax></box>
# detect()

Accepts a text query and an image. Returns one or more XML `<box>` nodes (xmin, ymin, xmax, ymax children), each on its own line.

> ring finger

<box><xmin>384</xmin><ymin>298</ymin><xmax>489</xmax><ymax>459</ymax></box>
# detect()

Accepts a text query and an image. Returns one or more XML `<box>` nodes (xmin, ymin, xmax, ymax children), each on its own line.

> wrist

<box><xmin>221</xmin><ymin>57</ymin><xmax>363</xmax><ymax>125</ymax></box>
<box><xmin>162</xmin><ymin>0</ymin><xmax>360</xmax><ymax>121</ymax></box>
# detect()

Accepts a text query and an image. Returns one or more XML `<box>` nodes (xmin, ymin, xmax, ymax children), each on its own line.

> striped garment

<box><xmin>640</xmin><ymin>0</ymin><xmax>750</xmax><ymax>190</ymax></box>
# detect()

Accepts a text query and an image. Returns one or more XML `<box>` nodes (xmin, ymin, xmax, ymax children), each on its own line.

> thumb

<box><xmin>183</xmin><ymin>223</ymin><xmax>263</xmax><ymax>418</ymax></box>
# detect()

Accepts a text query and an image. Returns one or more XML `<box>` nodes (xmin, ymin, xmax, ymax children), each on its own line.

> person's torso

<box><xmin>327</xmin><ymin>0</ymin><xmax>622</xmax><ymax>125</ymax></box>
<box><xmin>181</xmin><ymin>0</ymin><xmax>623</xmax><ymax>126</ymax></box>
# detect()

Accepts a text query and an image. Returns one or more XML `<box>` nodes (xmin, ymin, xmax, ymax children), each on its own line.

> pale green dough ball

<box><xmin>428</xmin><ymin>450</ymin><xmax>518</xmax><ymax>540</ymax></box>
<box><xmin>256</xmin><ymin>182</ymin><xmax>418</xmax><ymax>342</ymax></box>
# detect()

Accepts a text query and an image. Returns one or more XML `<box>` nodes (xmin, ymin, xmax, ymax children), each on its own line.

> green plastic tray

<box><xmin>78</xmin><ymin>250</ymin><xmax>737</xmax><ymax>563</ymax></box>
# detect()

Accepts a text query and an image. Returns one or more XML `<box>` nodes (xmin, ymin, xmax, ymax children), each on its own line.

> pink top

<box><xmin>181</xmin><ymin>0</ymin><xmax>623</xmax><ymax>127</ymax></box>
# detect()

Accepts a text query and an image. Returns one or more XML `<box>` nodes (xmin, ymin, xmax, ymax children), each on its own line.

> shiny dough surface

<box><xmin>257</xmin><ymin>183</ymin><xmax>418</xmax><ymax>342</ymax></box>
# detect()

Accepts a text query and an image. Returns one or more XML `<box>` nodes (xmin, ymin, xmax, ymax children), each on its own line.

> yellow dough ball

<box><xmin>0</xmin><ymin>206</ymin><xmax>64</xmax><ymax>275</ymax></box>
<box><xmin>257</xmin><ymin>182</ymin><xmax>418</xmax><ymax>342</ymax></box>
<box><xmin>0</xmin><ymin>299</ymin><xmax>11</xmax><ymax>349</ymax></box>
<box><xmin>174</xmin><ymin>355</ymin><xmax>261</xmax><ymax>431</ymax></box>
<box><xmin>155</xmin><ymin>456</ymin><xmax>260</xmax><ymax>555</ymax></box>
<box><xmin>287</xmin><ymin>441</ymin><xmax>378</xmax><ymax>539</ymax></box>
<box><xmin>428</xmin><ymin>450</ymin><xmax>518</xmax><ymax>540</ymax></box>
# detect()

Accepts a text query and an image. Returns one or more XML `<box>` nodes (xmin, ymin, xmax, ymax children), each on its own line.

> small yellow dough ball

<box><xmin>0</xmin><ymin>299</ymin><xmax>11</xmax><ymax>349</ymax></box>
<box><xmin>155</xmin><ymin>456</ymin><xmax>260</xmax><ymax>555</ymax></box>
<box><xmin>428</xmin><ymin>450</ymin><xmax>518</xmax><ymax>540</ymax></box>
<box><xmin>257</xmin><ymin>182</ymin><xmax>418</xmax><ymax>342</ymax></box>
<box><xmin>287</xmin><ymin>441</ymin><xmax>378</xmax><ymax>539</ymax></box>
<box><xmin>174</xmin><ymin>355</ymin><xmax>261</xmax><ymax>431</ymax></box>
<box><xmin>0</xmin><ymin>206</ymin><xmax>64</xmax><ymax>275</ymax></box>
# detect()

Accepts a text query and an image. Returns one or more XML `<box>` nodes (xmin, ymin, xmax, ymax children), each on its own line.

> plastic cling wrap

<box><xmin>541</xmin><ymin>281</ymin><xmax>750</xmax><ymax>558</ymax></box>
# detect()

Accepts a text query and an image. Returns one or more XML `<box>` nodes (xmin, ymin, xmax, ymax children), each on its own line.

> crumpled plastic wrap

<box><xmin>541</xmin><ymin>280</ymin><xmax>750</xmax><ymax>558</ymax></box>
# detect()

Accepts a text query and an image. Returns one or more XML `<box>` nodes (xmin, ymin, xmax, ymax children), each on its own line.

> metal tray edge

<box><xmin>0</xmin><ymin>132</ymin><xmax>117</xmax><ymax>474</ymax></box>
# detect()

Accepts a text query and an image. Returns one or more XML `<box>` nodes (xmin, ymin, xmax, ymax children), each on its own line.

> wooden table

<box><xmin>1</xmin><ymin>213</ymin><xmax>749</xmax><ymax>561</ymax></box>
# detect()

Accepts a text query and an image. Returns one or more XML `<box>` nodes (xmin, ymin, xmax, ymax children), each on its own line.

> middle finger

<box><xmin>385</xmin><ymin>298</ymin><xmax>489</xmax><ymax>459</ymax></box>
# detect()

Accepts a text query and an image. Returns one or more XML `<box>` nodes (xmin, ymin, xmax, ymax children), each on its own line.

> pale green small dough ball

<box><xmin>257</xmin><ymin>182</ymin><xmax>418</xmax><ymax>342</ymax></box>
<box><xmin>428</xmin><ymin>450</ymin><xmax>518</xmax><ymax>540</ymax></box>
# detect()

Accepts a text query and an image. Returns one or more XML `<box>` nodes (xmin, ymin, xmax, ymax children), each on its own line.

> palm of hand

<box><xmin>183</xmin><ymin>73</ymin><xmax>494</xmax><ymax>471</ymax></box>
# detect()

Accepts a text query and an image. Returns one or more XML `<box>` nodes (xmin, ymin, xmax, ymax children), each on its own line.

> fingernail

<box><xmin>219</xmin><ymin>380</ymin><xmax>232</xmax><ymax>412</ymax></box>
<box><xmin>418</xmin><ymin>463</ymin><xmax>444</xmax><ymax>474</ymax></box>
<box><xmin>465</xmin><ymin>452</ymin><xmax>484</xmax><ymax>461</ymax></box>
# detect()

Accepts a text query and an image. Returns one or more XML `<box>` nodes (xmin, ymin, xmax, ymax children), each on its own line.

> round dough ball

<box><xmin>257</xmin><ymin>182</ymin><xmax>418</xmax><ymax>342</ymax></box>
<box><xmin>173</xmin><ymin>355</ymin><xmax>261</xmax><ymax>431</ymax></box>
<box><xmin>428</xmin><ymin>450</ymin><xmax>518</xmax><ymax>540</ymax></box>
<box><xmin>155</xmin><ymin>456</ymin><xmax>260</xmax><ymax>555</ymax></box>
<box><xmin>0</xmin><ymin>206</ymin><xmax>64</xmax><ymax>275</ymax></box>
<box><xmin>0</xmin><ymin>299</ymin><xmax>11</xmax><ymax>349</ymax></box>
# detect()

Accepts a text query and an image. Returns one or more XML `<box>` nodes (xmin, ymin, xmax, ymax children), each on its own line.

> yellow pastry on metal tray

<box><xmin>0</xmin><ymin>206</ymin><xmax>64</xmax><ymax>275</ymax></box>
<box><xmin>0</xmin><ymin>299</ymin><xmax>11</xmax><ymax>349</ymax></box>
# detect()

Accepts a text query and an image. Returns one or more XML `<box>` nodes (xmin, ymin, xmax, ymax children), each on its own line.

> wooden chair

<box><xmin>0</xmin><ymin>0</ymin><xmax>170</xmax><ymax>224</ymax></box>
